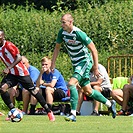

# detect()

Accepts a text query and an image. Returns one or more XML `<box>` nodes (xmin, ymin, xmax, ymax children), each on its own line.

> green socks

<box><xmin>69</xmin><ymin>85</ymin><xmax>78</xmax><ymax>110</ymax></box>
<box><xmin>89</xmin><ymin>89</ymin><xmax>107</xmax><ymax>104</ymax></box>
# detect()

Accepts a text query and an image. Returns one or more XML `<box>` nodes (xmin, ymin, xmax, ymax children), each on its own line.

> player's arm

<box><xmin>78</xmin><ymin>31</ymin><xmax>99</xmax><ymax>78</ymax></box>
<box><xmin>90</xmin><ymin>77</ymin><xmax>103</xmax><ymax>87</ymax></box>
<box><xmin>43</xmin><ymin>79</ymin><xmax>57</xmax><ymax>88</ymax></box>
<box><xmin>3</xmin><ymin>54</ymin><xmax>22</xmax><ymax>74</ymax></box>
<box><xmin>87</xmin><ymin>42</ymin><xmax>100</xmax><ymax>78</ymax></box>
<box><xmin>8</xmin><ymin>54</ymin><xmax>22</xmax><ymax>69</ymax></box>
<box><xmin>51</xmin><ymin>43</ymin><xmax>61</xmax><ymax>71</ymax></box>
<box><xmin>36</xmin><ymin>71</ymin><xmax>44</xmax><ymax>87</ymax></box>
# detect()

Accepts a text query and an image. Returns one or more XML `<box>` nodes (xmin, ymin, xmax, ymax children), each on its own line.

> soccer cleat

<box><xmin>91</xmin><ymin>110</ymin><xmax>99</xmax><ymax>116</ymax></box>
<box><xmin>76</xmin><ymin>111</ymin><xmax>81</xmax><ymax>116</ymax></box>
<box><xmin>109</xmin><ymin>100</ymin><xmax>116</xmax><ymax>118</ymax></box>
<box><xmin>129</xmin><ymin>114</ymin><xmax>133</xmax><ymax>116</ymax></box>
<box><xmin>5</xmin><ymin>117</ymin><xmax>11</xmax><ymax>121</ymax></box>
<box><xmin>65</xmin><ymin>113</ymin><xmax>76</xmax><ymax>122</ymax></box>
<box><xmin>48</xmin><ymin>111</ymin><xmax>55</xmax><ymax>122</ymax></box>
<box><xmin>126</xmin><ymin>108</ymin><xmax>133</xmax><ymax>116</ymax></box>
<box><xmin>117</xmin><ymin>109</ymin><xmax>125</xmax><ymax>116</ymax></box>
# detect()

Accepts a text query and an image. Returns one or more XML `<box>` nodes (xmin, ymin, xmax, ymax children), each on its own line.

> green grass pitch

<box><xmin>0</xmin><ymin>115</ymin><xmax>133</xmax><ymax>133</ymax></box>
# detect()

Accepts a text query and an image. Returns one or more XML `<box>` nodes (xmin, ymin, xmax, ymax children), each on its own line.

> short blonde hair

<box><xmin>41</xmin><ymin>56</ymin><xmax>51</xmax><ymax>62</ymax></box>
<box><xmin>22</xmin><ymin>56</ymin><xmax>29</xmax><ymax>63</ymax></box>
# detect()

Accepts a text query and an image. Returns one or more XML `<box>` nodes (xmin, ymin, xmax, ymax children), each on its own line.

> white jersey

<box><xmin>90</xmin><ymin>64</ymin><xmax>112</xmax><ymax>90</ymax></box>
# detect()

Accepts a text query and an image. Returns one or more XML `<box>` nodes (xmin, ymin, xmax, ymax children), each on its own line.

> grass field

<box><xmin>0</xmin><ymin>115</ymin><xmax>133</xmax><ymax>133</ymax></box>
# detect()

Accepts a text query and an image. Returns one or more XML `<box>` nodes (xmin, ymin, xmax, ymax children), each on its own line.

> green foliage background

<box><xmin>0</xmin><ymin>0</ymin><xmax>132</xmax><ymax>80</ymax></box>
<box><xmin>0</xmin><ymin>0</ymin><xmax>132</xmax><ymax>111</ymax></box>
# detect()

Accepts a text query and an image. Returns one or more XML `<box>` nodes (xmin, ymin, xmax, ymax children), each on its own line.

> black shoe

<box><xmin>108</xmin><ymin>100</ymin><xmax>116</xmax><ymax>118</ymax></box>
<box><xmin>117</xmin><ymin>109</ymin><xmax>125</xmax><ymax>116</ymax></box>
<box><xmin>91</xmin><ymin>110</ymin><xmax>99</xmax><ymax>116</ymax></box>
<box><xmin>76</xmin><ymin>111</ymin><xmax>81</xmax><ymax>116</ymax></box>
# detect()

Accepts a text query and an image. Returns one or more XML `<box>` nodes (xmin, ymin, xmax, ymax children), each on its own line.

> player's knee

<box><xmin>84</xmin><ymin>91</ymin><xmax>89</xmax><ymax>96</ymax></box>
<box><xmin>23</xmin><ymin>89</ymin><xmax>30</xmax><ymax>95</ymax></box>
<box><xmin>84</xmin><ymin>89</ymin><xmax>92</xmax><ymax>96</ymax></box>
<box><xmin>0</xmin><ymin>83</ymin><xmax>9</xmax><ymax>93</ymax></box>
<box><xmin>123</xmin><ymin>85</ymin><xmax>130</xmax><ymax>92</ymax></box>
<box><xmin>30</xmin><ymin>88</ymin><xmax>39</xmax><ymax>95</ymax></box>
<box><xmin>123</xmin><ymin>84</ymin><xmax>129</xmax><ymax>90</ymax></box>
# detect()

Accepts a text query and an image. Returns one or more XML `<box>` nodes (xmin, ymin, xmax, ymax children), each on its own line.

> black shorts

<box><xmin>101</xmin><ymin>87</ymin><xmax>111</xmax><ymax>98</ymax></box>
<box><xmin>42</xmin><ymin>88</ymin><xmax>66</xmax><ymax>101</ymax></box>
<box><xmin>1</xmin><ymin>73</ymin><xmax>35</xmax><ymax>91</ymax></box>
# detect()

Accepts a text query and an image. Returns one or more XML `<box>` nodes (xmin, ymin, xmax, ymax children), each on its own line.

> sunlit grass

<box><xmin>0</xmin><ymin>115</ymin><xmax>133</xmax><ymax>133</ymax></box>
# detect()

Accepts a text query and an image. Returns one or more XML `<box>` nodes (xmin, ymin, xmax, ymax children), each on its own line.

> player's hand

<box><xmin>40</xmin><ymin>67</ymin><xmax>47</xmax><ymax>73</ymax></box>
<box><xmin>93</xmin><ymin>68</ymin><xmax>102</xmax><ymax>79</ymax></box>
<box><xmin>3</xmin><ymin>67</ymin><xmax>10</xmax><ymax>74</ymax></box>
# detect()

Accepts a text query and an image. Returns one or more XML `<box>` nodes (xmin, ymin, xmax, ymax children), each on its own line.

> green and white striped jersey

<box><xmin>56</xmin><ymin>26</ymin><xmax>93</xmax><ymax>66</ymax></box>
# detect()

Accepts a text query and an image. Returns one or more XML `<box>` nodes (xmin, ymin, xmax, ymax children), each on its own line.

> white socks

<box><xmin>105</xmin><ymin>100</ymin><xmax>111</xmax><ymax>108</ymax></box>
<box><xmin>71</xmin><ymin>110</ymin><xmax>76</xmax><ymax>116</ymax></box>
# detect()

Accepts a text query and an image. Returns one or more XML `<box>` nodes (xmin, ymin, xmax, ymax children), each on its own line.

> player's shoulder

<box><xmin>5</xmin><ymin>40</ymin><xmax>12</xmax><ymax>45</ymax></box>
<box><xmin>54</xmin><ymin>68</ymin><xmax>62</xmax><ymax>75</ymax></box>
<box><xmin>73</xmin><ymin>26</ymin><xmax>87</xmax><ymax>37</ymax></box>
<box><xmin>5</xmin><ymin>40</ymin><xmax>16</xmax><ymax>48</ymax></box>
<box><xmin>54</xmin><ymin>68</ymin><xmax>60</xmax><ymax>73</ymax></box>
<box><xmin>73</xmin><ymin>26</ymin><xmax>82</xmax><ymax>32</ymax></box>
<box><xmin>29</xmin><ymin>65</ymin><xmax>39</xmax><ymax>72</ymax></box>
<box><xmin>58</xmin><ymin>28</ymin><xmax>64</xmax><ymax>33</ymax></box>
<box><xmin>98</xmin><ymin>64</ymin><xmax>107</xmax><ymax>73</ymax></box>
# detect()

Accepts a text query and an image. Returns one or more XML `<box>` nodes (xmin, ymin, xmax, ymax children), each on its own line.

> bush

<box><xmin>0</xmin><ymin>0</ymin><xmax>132</xmax><ymax>112</ymax></box>
<box><xmin>0</xmin><ymin>0</ymin><xmax>132</xmax><ymax>78</ymax></box>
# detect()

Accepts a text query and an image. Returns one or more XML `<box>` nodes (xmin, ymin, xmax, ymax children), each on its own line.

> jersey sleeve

<box><xmin>6</xmin><ymin>41</ymin><xmax>20</xmax><ymax>58</ymax></box>
<box><xmin>52</xmin><ymin>69</ymin><xmax>59</xmax><ymax>80</ymax></box>
<box><xmin>56</xmin><ymin>28</ymin><xmax>64</xmax><ymax>44</ymax></box>
<box><xmin>76</xmin><ymin>31</ymin><xmax>92</xmax><ymax>46</ymax></box>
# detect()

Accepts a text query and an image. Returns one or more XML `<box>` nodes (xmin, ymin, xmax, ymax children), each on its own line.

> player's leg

<box><xmin>127</xmin><ymin>88</ymin><xmax>133</xmax><ymax>115</ymax></box>
<box><xmin>65</xmin><ymin>77</ymin><xmax>78</xmax><ymax>122</ymax></box>
<box><xmin>118</xmin><ymin>84</ymin><xmax>133</xmax><ymax>115</ymax></box>
<box><xmin>0</xmin><ymin>74</ymin><xmax>16</xmax><ymax>110</ymax></box>
<box><xmin>19</xmin><ymin>75</ymin><xmax>55</xmax><ymax>121</ymax></box>
<box><xmin>76</xmin><ymin>87</ymin><xmax>84</xmax><ymax>115</ymax></box>
<box><xmin>65</xmin><ymin>61</ymin><xmax>90</xmax><ymax>122</ymax></box>
<box><xmin>82</xmin><ymin>80</ymin><xmax>116</xmax><ymax>118</ymax></box>
<box><xmin>8</xmin><ymin>85</ymin><xmax>18</xmax><ymax>106</ymax></box>
<box><xmin>121</xmin><ymin>84</ymin><xmax>130</xmax><ymax>114</ymax></box>
<box><xmin>77</xmin><ymin>61</ymin><xmax>116</xmax><ymax>118</ymax></box>
<box><xmin>52</xmin><ymin>88</ymin><xmax>66</xmax><ymax>115</ymax></box>
<box><xmin>22</xmin><ymin>89</ymin><xmax>31</xmax><ymax>114</ymax></box>
<box><xmin>91</xmin><ymin>86</ymin><xmax>103</xmax><ymax>116</ymax></box>
<box><xmin>45</xmin><ymin>87</ymin><xmax>55</xmax><ymax>109</ymax></box>
<box><xmin>29</xmin><ymin>87</ymin><xmax>40</xmax><ymax>115</ymax></box>
<box><xmin>111</xmin><ymin>89</ymin><xmax>123</xmax><ymax>106</ymax></box>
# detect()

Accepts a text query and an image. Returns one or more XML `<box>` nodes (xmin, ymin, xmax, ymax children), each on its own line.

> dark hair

<box><xmin>0</xmin><ymin>30</ymin><xmax>5</xmax><ymax>35</ymax></box>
